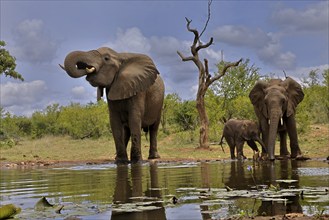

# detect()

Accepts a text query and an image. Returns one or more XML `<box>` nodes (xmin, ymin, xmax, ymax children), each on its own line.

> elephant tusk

<box><xmin>86</xmin><ymin>66</ymin><xmax>95</xmax><ymax>73</ymax></box>
<box><xmin>280</xmin><ymin>118</ymin><xmax>283</xmax><ymax>126</ymax></box>
<box><xmin>268</xmin><ymin>119</ymin><xmax>270</xmax><ymax>125</ymax></box>
<box><xmin>59</xmin><ymin>64</ymin><xmax>66</xmax><ymax>71</ymax></box>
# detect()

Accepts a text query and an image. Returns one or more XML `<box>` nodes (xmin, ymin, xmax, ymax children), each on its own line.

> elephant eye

<box><xmin>104</xmin><ymin>56</ymin><xmax>110</xmax><ymax>61</ymax></box>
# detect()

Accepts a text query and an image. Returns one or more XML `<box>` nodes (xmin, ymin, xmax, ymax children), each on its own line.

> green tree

<box><xmin>298</xmin><ymin>69</ymin><xmax>329</xmax><ymax>125</ymax></box>
<box><xmin>161</xmin><ymin>93</ymin><xmax>181</xmax><ymax>133</ymax></box>
<box><xmin>210</xmin><ymin>59</ymin><xmax>260</xmax><ymax>120</ymax></box>
<box><xmin>173</xmin><ymin>100</ymin><xmax>198</xmax><ymax>132</ymax></box>
<box><xmin>0</xmin><ymin>41</ymin><xmax>24</xmax><ymax>81</ymax></box>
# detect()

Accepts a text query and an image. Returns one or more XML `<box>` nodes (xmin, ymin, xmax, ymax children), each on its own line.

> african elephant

<box><xmin>219</xmin><ymin>119</ymin><xmax>266</xmax><ymax>160</ymax></box>
<box><xmin>249</xmin><ymin>77</ymin><xmax>304</xmax><ymax>161</ymax></box>
<box><xmin>60</xmin><ymin>47</ymin><xmax>165</xmax><ymax>164</ymax></box>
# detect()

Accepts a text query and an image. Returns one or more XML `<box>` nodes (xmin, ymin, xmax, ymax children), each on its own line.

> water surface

<box><xmin>1</xmin><ymin>160</ymin><xmax>328</xmax><ymax>219</ymax></box>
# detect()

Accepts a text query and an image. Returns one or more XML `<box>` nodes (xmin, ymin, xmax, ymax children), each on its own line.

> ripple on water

<box><xmin>297</xmin><ymin>167</ymin><xmax>329</xmax><ymax>176</ymax></box>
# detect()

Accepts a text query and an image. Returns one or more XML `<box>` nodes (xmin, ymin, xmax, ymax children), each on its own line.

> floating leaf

<box><xmin>0</xmin><ymin>204</ymin><xmax>21</xmax><ymax>219</ymax></box>
<box><xmin>276</xmin><ymin>179</ymin><xmax>298</xmax><ymax>183</ymax></box>
<box><xmin>137</xmin><ymin>206</ymin><xmax>161</xmax><ymax>211</ymax></box>
<box><xmin>34</xmin><ymin>197</ymin><xmax>54</xmax><ymax>211</ymax></box>
<box><xmin>176</xmin><ymin>187</ymin><xmax>196</xmax><ymax>192</ymax></box>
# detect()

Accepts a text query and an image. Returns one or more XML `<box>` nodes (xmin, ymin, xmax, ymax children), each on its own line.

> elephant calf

<box><xmin>219</xmin><ymin>119</ymin><xmax>266</xmax><ymax>160</ymax></box>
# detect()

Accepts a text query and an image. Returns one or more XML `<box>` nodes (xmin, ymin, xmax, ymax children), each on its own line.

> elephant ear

<box><xmin>249</xmin><ymin>80</ymin><xmax>268</xmax><ymax>118</ymax></box>
<box><xmin>241</xmin><ymin>121</ymin><xmax>250</xmax><ymax>140</ymax></box>
<box><xmin>108</xmin><ymin>54</ymin><xmax>159</xmax><ymax>100</ymax></box>
<box><xmin>281</xmin><ymin>77</ymin><xmax>304</xmax><ymax>117</ymax></box>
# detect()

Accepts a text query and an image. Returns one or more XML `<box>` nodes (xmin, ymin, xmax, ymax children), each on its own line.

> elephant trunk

<box><xmin>255</xmin><ymin>136</ymin><xmax>267</xmax><ymax>153</ymax></box>
<box><xmin>60</xmin><ymin>50</ymin><xmax>100</xmax><ymax>78</ymax></box>
<box><xmin>267</xmin><ymin>114</ymin><xmax>281</xmax><ymax>160</ymax></box>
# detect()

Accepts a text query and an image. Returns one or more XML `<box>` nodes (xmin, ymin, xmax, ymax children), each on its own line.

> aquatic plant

<box><xmin>247</xmin><ymin>165</ymin><xmax>257</xmax><ymax>187</ymax></box>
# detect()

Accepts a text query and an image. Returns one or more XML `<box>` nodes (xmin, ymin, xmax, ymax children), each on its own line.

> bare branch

<box><xmin>283</xmin><ymin>70</ymin><xmax>288</xmax><ymax>78</ymax></box>
<box><xmin>185</xmin><ymin>17</ymin><xmax>199</xmax><ymax>47</ymax></box>
<box><xmin>177</xmin><ymin>51</ymin><xmax>195</xmax><ymax>62</ymax></box>
<box><xmin>199</xmin><ymin>0</ymin><xmax>212</xmax><ymax>39</ymax></box>
<box><xmin>196</xmin><ymin>37</ymin><xmax>213</xmax><ymax>52</ymax></box>
<box><xmin>207</xmin><ymin>58</ymin><xmax>243</xmax><ymax>86</ymax></box>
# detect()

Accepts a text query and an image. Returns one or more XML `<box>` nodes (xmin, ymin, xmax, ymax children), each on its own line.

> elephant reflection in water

<box><xmin>111</xmin><ymin>163</ymin><xmax>166</xmax><ymax>220</ymax></box>
<box><xmin>224</xmin><ymin>161</ymin><xmax>302</xmax><ymax>216</ymax></box>
<box><xmin>257</xmin><ymin>160</ymin><xmax>302</xmax><ymax>216</ymax></box>
<box><xmin>226</xmin><ymin>160</ymin><xmax>257</xmax><ymax>190</ymax></box>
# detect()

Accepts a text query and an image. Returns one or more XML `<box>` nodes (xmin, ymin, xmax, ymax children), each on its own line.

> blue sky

<box><xmin>1</xmin><ymin>0</ymin><xmax>328</xmax><ymax>116</ymax></box>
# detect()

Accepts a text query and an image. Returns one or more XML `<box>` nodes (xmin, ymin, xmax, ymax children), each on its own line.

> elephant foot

<box><xmin>130</xmin><ymin>155</ymin><xmax>143</xmax><ymax>164</ymax></box>
<box><xmin>267</xmin><ymin>154</ymin><xmax>275</xmax><ymax>161</ymax></box>
<box><xmin>237</xmin><ymin>154</ymin><xmax>246</xmax><ymax>160</ymax></box>
<box><xmin>294</xmin><ymin>154</ymin><xmax>310</xmax><ymax>161</ymax></box>
<box><xmin>253</xmin><ymin>152</ymin><xmax>260</xmax><ymax>161</ymax></box>
<box><xmin>276</xmin><ymin>154</ymin><xmax>290</xmax><ymax>160</ymax></box>
<box><xmin>115</xmin><ymin>158</ymin><xmax>129</xmax><ymax>165</ymax></box>
<box><xmin>148</xmin><ymin>152</ymin><xmax>160</xmax><ymax>160</ymax></box>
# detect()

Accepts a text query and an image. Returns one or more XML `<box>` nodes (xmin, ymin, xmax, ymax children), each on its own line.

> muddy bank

<box><xmin>1</xmin><ymin>157</ymin><xmax>328</xmax><ymax>169</ymax></box>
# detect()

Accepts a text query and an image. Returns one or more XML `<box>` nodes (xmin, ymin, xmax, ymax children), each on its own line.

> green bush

<box><xmin>57</xmin><ymin>101</ymin><xmax>109</xmax><ymax>139</ymax></box>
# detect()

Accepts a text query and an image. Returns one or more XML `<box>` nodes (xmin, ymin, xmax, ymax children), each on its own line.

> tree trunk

<box><xmin>196</xmin><ymin>87</ymin><xmax>209</xmax><ymax>149</ymax></box>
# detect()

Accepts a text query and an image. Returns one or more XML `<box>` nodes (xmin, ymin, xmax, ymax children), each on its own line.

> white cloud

<box><xmin>272</xmin><ymin>2</ymin><xmax>329</xmax><ymax>32</ymax></box>
<box><xmin>212</xmin><ymin>25</ymin><xmax>271</xmax><ymax>49</ymax></box>
<box><xmin>212</xmin><ymin>25</ymin><xmax>296</xmax><ymax>70</ymax></box>
<box><xmin>105</xmin><ymin>27</ymin><xmax>151</xmax><ymax>54</ymax></box>
<box><xmin>0</xmin><ymin>80</ymin><xmax>48</xmax><ymax>107</ymax></box>
<box><xmin>295</xmin><ymin>64</ymin><xmax>329</xmax><ymax>79</ymax></box>
<box><xmin>71</xmin><ymin>86</ymin><xmax>89</xmax><ymax>100</ymax></box>
<box><xmin>12</xmin><ymin>19</ymin><xmax>60</xmax><ymax>63</ymax></box>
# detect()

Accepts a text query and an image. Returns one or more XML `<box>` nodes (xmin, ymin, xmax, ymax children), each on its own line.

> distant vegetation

<box><xmin>1</xmin><ymin>65</ymin><xmax>328</xmax><ymax>147</ymax></box>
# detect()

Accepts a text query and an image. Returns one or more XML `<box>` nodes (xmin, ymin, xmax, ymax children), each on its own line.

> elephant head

<box><xmin>241</xmin><ymin>121</ymin><xmax>262</xmax><ymax>141</ymax></box>
<box><xmin>240</xmin><ymin>120</ymin><xmax>266</xmax><ymax>153</ymax></box>
<box><xmin>60</xmin><ymin>47</ymin><xmax>159</xmax><ymax>100</ymax></box>
<box><xmin>249</xmin><ymin>77</ymin><xmax>304</xmax><ymax>160</ymax></box>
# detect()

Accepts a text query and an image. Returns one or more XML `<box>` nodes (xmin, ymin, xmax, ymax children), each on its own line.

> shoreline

<box><xmin>1</xmin><ymin>157</ymin><xmax>328</xmax><ymax>169</ymax></box>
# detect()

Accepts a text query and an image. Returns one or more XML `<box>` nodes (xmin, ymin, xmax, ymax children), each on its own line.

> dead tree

<box><xmin>177</xmin><ymin>17</ymin><xmax>242</xmax><ymax>149</ymax></box>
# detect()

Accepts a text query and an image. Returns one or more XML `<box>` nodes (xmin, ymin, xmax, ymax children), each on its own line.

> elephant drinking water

<box><xmin>60</xmin><ymin>47</ymin><xmax>165</xmax><ymax>164</ymax></box>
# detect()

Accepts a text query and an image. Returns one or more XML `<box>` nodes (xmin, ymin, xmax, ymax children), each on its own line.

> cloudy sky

<box><xmin>1</xmin><ymin>1</ymin><xmax>328</xmax><ymax>116</ymax></box>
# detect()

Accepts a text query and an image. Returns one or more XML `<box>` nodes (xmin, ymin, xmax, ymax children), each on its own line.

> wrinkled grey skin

<box><xmin>60</xmin><ymin>47</ymin><xmax>165</xmax><ymax>164</ymax></box>
<box><xmin>249</xmin><ymin>77</ymin><xmax>304</xmax><ymax>161</ymax></box>
<box><xmin>219</xmin><ymin>119</ymin><xmax>266</xmax><ymax>160</ymax></box>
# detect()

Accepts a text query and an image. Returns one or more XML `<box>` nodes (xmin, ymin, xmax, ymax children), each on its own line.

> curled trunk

<box><xmin>60</xmin><ymin>50</ymin><xmax>101</xmax><ymax>78</ymax></box>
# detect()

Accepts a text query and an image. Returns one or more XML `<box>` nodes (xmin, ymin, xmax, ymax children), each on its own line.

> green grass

<box><xmin>0</xmin><ymin>124</ymin><xmax>328</xmax><ymax>163</ymax></box>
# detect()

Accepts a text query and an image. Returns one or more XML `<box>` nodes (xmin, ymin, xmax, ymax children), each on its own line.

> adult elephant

<box><xmin>60</xmin><ymin>47</ymin><xmax>165</xmax><ymax>164</ymax></box>
<box><xmin>249</xmin><ymin>77</ymin><xmax>304</xmax><ymax>161</ymax></box>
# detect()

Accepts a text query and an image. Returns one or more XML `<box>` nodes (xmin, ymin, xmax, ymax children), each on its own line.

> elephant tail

<box><xmin>219</xmin><ymin>135</ymin><xmax>225</xmax><ymax>153</ymax></box>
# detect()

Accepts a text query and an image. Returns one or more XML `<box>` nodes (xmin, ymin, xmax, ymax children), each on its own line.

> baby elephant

<box><xmin>219</xmin><ymin>119</ymin><xmax>266</xmax><ymax>160</ymax></box>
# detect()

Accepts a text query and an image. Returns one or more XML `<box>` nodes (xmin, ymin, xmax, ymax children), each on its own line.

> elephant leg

<box><xmin>225</xmin><ymin>137</ymin><xmax>236</xmax><ymax>159</ymax></box>
<box><xmin>148</xmin><ymin>121</ymin><xmax>161</xmax><ymax>159</ymax></box>
<box><xmin>286</xmin><ymin>116</ymin><xmax>302</xmax><ymax>158</ymax></box>
<box><xmin>110</xmin><ymin>116</ymin><xmax>129</xmax><ymax>164</ymax></box>
<box><xmin>279</xmin><ymin>130</ymin><xmax>290</xmax><ymax>157</ymax></box>
<box><xmin>129</xmin><ymin>114</ymin><xmax>143</xmax><ymax>163</ymax></box>
<box><xmin>124</xmin><ymin>126</ymin><xmax>131</xmax><ymax>150</ymax></box>
<box><xmin>236</xmin><ymin>142</ymin><xmax>246</xmax><ymax>160</ymax></box>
